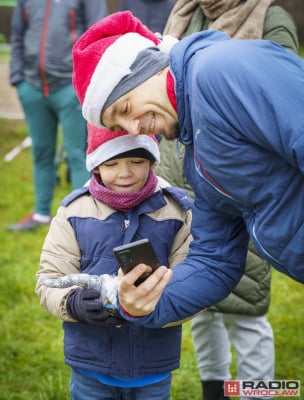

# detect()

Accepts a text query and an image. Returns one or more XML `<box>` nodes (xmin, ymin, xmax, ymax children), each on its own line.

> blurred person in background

<box><xmin>119</xmin><ymin>0</ymin><xmax>174</xmax><ymax>33</ymax></box>
<box><xmin>7</xmin><ymin>0</ymin><xmax>108</xmax><ymax>231</ymax></box>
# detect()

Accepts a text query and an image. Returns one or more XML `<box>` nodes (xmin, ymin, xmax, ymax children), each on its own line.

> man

<box><xmin>157</xmin><ymin>2</ymin><xmax>299</xmax><ymax>399</ymax></box>
<box><xmin>72</xmin><ymin>11</ymin><xmax>304</xmax><ymax>327</ymax></box>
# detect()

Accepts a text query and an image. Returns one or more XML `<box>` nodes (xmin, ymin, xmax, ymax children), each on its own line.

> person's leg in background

<box><xmin>7</xmin><ymin>81</ymin><xmax>56</xmax><ymax>230</ymax></box>
<box><xmin>224</xmin><ymin>314</ymin><xmax>274</xmax><ymax>400</ymax></box>
<box><xmin>53</xmin><ymin>84</ymin><xmax>91</xmax><ymax>190</ymax></box>
<box><xmin>191</xmin><ymin>311</ymin><xmax>231</xmax><ymax>400</ymax></box>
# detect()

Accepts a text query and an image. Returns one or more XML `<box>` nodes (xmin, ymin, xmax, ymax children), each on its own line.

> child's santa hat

<box><xmin>72</xmin><ymin>11</ymin><xmax>177</xmax><ymax>128</ymax></box>
<box><xmin>86</xmin><ymin>124</ymin><xmax>160</xmax><ymax>171</ymax></box>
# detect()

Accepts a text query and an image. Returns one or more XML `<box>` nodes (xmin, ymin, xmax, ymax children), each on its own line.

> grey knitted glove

<box><xmin>41</xmin><ymin>273</ymin><xmax>118</xmax><ymax>308</ymax></box>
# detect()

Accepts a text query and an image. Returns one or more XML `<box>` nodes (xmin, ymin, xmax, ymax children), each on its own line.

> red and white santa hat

<box><xmin>72</xmin><ymin>11</ymin><xmax>177</xmax><ymax>128</ymax></box>
<box><xmin>86</xmin><ymin>124</ymin><xmax>160</xmax><ymax>171</ymax></box>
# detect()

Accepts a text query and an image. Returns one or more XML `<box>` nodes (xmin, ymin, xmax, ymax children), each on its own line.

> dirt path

<box><xmin>0</xmin><ymin>62</ymin><xmax>24</xmax><ymax>119</ymax></box>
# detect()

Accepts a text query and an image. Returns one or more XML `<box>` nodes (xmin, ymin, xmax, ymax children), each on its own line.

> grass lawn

<box><xmin>0</xmin><ymin>116</ymin><xmax>303</xmax><ymax>399</ymax></box>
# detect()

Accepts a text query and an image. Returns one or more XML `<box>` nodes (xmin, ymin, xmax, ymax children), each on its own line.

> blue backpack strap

<box><xmin>61</xmin><ymin>187</ymin><xmax>90</xmax><ymax>206</ymax></box>
<box><xmin>162</xmin><ymin>186</ymin><xmax>193</xmax><ymax>211</ymax></box>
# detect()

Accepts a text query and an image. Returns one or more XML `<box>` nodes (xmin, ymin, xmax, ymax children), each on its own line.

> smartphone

<box><xmin>113</xmin><ymin>238</ymin><xmax>161</xmax><ymax>285</ymax></box>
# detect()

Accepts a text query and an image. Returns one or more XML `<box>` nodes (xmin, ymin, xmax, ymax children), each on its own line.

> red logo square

<box><xmin>224</xmin><ymin>380</ymin><xmax>241</xmax><ymax>396</ymax></box>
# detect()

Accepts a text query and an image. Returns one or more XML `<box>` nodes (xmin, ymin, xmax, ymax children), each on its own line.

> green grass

<box><xmin>0</xmin><ymin>117</ymin><xmax>303</xmax><ymax>400</ymax></box>
<box><xmin>0</xmin><ymin>118</ymin><xmax>71</xmax><ymax>399</ymax></box>
<box><xmin>0</xmin><ymin>40</ymin><xmax>303</xmax><ymax>400</ymax></box>
<box><xmin>0</xmin><ymin>1</ymin><xmax>16</xmax><ymax>6</ymax></box>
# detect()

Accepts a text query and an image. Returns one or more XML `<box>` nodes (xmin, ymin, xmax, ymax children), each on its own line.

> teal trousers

<box><xmin>17</xmin><ymin>81</ymin><xmax>90</xmax><ymax>216</ymax></box>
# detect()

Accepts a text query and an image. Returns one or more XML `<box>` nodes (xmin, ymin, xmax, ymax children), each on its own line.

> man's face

<box><xmin>101</xmin><ymin>69</ymin><xmax>179</xmax><ymax>140</ymax></box>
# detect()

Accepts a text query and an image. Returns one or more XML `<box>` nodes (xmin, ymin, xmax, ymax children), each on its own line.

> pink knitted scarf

<box><xmin>89</xmin><ymin>170</ymin><xmax>159</xmax><ymax>212</ymax></box>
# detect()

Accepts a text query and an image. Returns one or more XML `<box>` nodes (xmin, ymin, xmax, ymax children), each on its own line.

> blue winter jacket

<box><xmin>37</xmin><ymin>183</ymin><xmax>193</xmax><ymax>377</ymax></box>
<box><xmin>121</xmin><ymin>30</ymin><xmax>304</xmax><ymax>327</ymax></box>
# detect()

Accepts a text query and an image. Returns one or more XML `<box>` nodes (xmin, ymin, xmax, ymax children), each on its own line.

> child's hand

<box><xmin>66</xmin><ymin>288</ymin><xmax>125</xmax><ymax>327</ymax></box>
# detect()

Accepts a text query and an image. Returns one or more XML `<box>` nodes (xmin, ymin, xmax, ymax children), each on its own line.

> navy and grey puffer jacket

<box><xmin>10</xmin><ymin>0</ymin><xmax>108</xmax><ymax>95</ymax></box>
<box><xmin>36</xmin><ymin>181</ymin><xmax>193</xmax><ymax>377</ymax></box>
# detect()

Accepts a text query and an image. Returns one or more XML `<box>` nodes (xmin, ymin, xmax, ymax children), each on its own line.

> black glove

<box><xmin>66</xmin><ymin>288</ymin><xmax>126</xmax><ymax>327</ymax></box>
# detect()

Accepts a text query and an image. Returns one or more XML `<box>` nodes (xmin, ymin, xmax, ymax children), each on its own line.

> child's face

<box><xmin>95</xmin><ymin>157</ymin><xmax>152</xmax><ymax>193</ymax></box>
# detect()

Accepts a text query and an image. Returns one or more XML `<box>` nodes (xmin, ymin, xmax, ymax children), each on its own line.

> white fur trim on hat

<box><xmin>83</xmin><ymin>33</ymin><xmax>155</xmax><ymax>128</ymax></box>
<box><xmin>158</xmin><ymin>35</ymin><xmax>179</xmax><ymax>54</ymax></box>
<box><xmin>86</xmin><ymin>135</ymin><xmax>160</xmax><ymax>171</ymax></box>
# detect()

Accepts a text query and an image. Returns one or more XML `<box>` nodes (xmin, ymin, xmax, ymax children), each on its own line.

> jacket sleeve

<box><xmin>119</xmin><ymin>197</ymin><xmax>249</xmax><ymax>328</ymax></box>
<box><xmin>9</xmin><ymin>0</ymin><xmax>26</xmax><ymax>85</ymax></box>
<box><xmin>35</xmin><ymin>206</ymin><xmax>82</xmax><ymax>322</ymax></box>
<box><xmin>168</xmin><ymin>208</ymin><xmax>192</xmax><ymax>268</ymax></box>
<box><xmin>82</xmin><ymin>0</ymin><xmax>109</xmax><ymax>29</ymax></box>
<box><xmin>263</xmin><ymin>5</ymin><xmax>299</xmax><ymax>54</ymax></box>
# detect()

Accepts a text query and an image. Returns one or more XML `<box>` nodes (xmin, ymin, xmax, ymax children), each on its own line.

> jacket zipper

<box><xmin>39</xmin><ymin>0</ymin><xmax>52</xmax><ymax>97</ymax></box>
<box><xmin>69</xmin><ymin>9</ymin><xmax>77</xmax><ymax>44</ymax></box>
<box><xmin>194</xmin><ymin>149</ymin><xmax>237</xmax><ymax>201</ymax></box>
<box><xmin>252</xmin><ymin>223</ymin><xmax>284</xmax><ymax>267</ymax></box>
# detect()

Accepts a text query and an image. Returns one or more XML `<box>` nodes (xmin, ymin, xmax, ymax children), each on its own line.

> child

<box><xmin>35</xmin><ymin>125</ymin><xmax>193</xmax><ymax>400</ymax></box>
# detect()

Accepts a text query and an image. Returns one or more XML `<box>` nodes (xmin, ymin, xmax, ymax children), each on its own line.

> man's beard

<box><xmin>162</xmin><ymin>121</ymin><xmax>179</xmax><ymax>140</ymax></box>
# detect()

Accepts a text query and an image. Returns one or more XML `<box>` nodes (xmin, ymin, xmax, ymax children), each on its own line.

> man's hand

<box><xmin>118</xmin><ymin>264</ymin><xmax>173</xmax><ymax>317</ymax></box>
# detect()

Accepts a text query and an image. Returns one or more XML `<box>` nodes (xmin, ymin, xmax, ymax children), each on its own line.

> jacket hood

<box><xmin>169</xmin><ymin>30</ymin><xmax>230</xmax><ymax>145</ymax></box>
